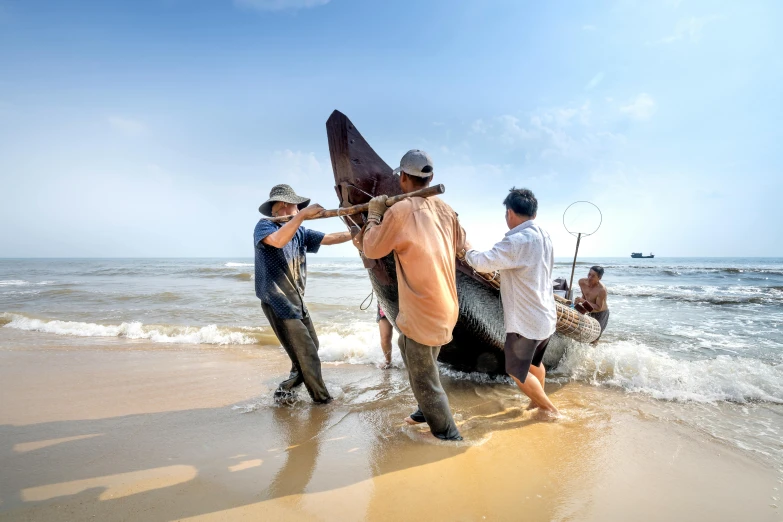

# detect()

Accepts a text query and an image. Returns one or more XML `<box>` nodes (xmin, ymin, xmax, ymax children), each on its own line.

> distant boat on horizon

<box><xmin>631</xmin><ymin>252</ymin><xmax>655</xmax><ymax>259</ymax></box>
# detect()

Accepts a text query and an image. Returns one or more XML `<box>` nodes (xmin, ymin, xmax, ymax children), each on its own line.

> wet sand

<box><xmin>0</xmin><ymin>328</ymin><xmax>780</xmax><ymax>521</ymax></box>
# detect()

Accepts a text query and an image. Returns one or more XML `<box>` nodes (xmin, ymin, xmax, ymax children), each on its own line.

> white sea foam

<box><xmin>0</xmin><ymin>280</ymin><xmax>31</xmax><ymax>286</ymax></box>
<box><xmin>439</xmin><ymin>366</ymin><xmax>512</xmax><ymax>385</ymax></box>
<box><xmin>1</xmin><ymin>313</ymin><xmax>257</xmax><ymax>345</ymax></box>
<box><xmin>0</xmin><ymin>280</ymin><xmax>56</xmax><ymax>287</ymax></box>
<box><xmin>610</xmin><ymin>283</ymin><xmax>783</xmax><ymax>304</ymax></box>
<box><xmin>553</xmin><ymin>339</ymin><xmax>783</xmax><ymax>404</ymax></box>
<box><xmin>4</xmin><ymin>308</ymin><xmax>782</xmax><ymax>407</ymax></box>
<box><xmin>224</xmin><ymin>262</ymin><xmax>253</xmax><ymax>268</ymax></box>
<box><xmin>317</xmin><ymin>321</ymin><xmax>402</xmax><ymax>367</ymax></box>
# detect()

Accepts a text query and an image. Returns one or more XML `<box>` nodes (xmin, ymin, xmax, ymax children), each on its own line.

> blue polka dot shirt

<box><xmin>254</xmin><ymin>219</ymin><xmax>325</xmax><ymax>319</ymax></box>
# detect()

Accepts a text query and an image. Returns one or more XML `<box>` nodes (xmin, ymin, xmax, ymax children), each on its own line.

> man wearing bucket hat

<box><xmin>361</xmin><ymin>150</ymin><xmax>466</xmax><ymax>441</ymax></box>
<box><xmin>254</xmin><ymin>184</ymin><xmax>351</xmax><ymax>404</ymax></box>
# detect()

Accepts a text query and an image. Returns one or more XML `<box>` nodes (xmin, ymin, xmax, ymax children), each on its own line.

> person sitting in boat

<box><xmin>576</xmin><ymin>266</ymin><xmax>609</xmax><ymax>342</ymax></box>
<box><xmin>463</xmin><ymin>188</ymin><xmax>560</xmax><ymax>418</ymax></box>
<box><xmin>361</xmin><ymin>149</ymin><xmax>466</xmax><ymax>441</ymax></box>
<box><xmin>254</xmin><ymin>184</ymin><xmax>352</xmax><ymax>404</ymax></box>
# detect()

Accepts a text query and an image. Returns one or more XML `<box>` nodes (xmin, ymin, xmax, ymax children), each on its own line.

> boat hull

<box><xmin>326</xmin><ymin>110</ymin><xmax>596</xmax><ymax>374</ymax></box>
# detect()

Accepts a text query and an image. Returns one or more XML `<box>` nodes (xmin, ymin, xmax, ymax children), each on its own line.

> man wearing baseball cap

<box><xmin>254</xmin><ymin>184</ymin><xmax>351</xmax><ymax>404</ymax></box>
<box><xmin>361</xmin><ymin>150</ymin><xmax>466</xmax><ymax>441</ymax></box>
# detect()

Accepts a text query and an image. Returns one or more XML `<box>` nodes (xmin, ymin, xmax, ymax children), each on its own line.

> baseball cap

<box><xmin>393</xmin><ymin>149</ymin><xmax>434</xmax><ymax>178</ymax></box>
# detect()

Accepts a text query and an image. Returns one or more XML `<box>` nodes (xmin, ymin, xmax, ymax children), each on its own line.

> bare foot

<box><xmin>532</xmin><ymin>408</ymin><xmax>561</xmax><ymax>422</ymax></box>
<box><xmin>525</xmin><ymin>401</ymin><xmax>539</xmax><ymax>411</ymax></box>
<box><xmin>404</xmin><ymin>416</ymin><xmax>425</xmax><ymax>425</ymax></box>
<box><xmin>378</xmin><ymin>362</ymin><xmax>392</xmax><ymax>370</ymax></box>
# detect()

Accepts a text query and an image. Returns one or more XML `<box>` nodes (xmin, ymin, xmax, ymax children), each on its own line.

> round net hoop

<box><xmin>563</xmin><ymin>201</ymin><xmax>602</xmax><ymax>237</ymax></box>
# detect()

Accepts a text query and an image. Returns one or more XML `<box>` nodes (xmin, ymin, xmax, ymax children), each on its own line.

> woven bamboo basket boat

<box><xmin>455</xmin><ymin>251</ymin><xmax>602</xmax><ymax>344</ymax></box>
<box><xmin>328</xmin><ymin>110</ymin><xmax>602</xmax><ymax>372</ymax></box>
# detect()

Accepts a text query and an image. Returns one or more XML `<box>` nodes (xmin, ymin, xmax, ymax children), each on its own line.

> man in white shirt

<box><xmin>463</xmin><ymin>188</ymin><xmax>559</xmax><ymax>417</ymax></box>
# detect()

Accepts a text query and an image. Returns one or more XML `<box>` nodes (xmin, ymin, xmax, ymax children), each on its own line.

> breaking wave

<box><xmin>0</xmin><ymin>313</ymin><xmax>276</xmax><ymax>346</ymax></box>
<box><xmin>611</xmin><ymin>284</ymin><xmax>783</xmax><ymax>305</ymax></box>
<box><xmin>553</xmin><ymin>340</ymin><xmax>783</xmax><ymax>404</ymax></box>
<box><xmin>187</xmin><ymin>268</ymin><xmax>253</xmax><ymax>281</ymax></box>
<box><xmin>3</xmin><ymin>309</ymin><xmax>783</xmax><ymax>406</ymax></box>
<box><xmin>317</xmin><ymin>321</ymin><xmax>400</xmax><ymax>367</ymax></box>
<box><xmin>553</xmin><ymin>263</ymin><xmax>783</xmax><ymax>278</ymax></box>
<box><xmin>0</xmin><ymin>280</ymin><xmax>55</xmax><ymax>287</ymax></box>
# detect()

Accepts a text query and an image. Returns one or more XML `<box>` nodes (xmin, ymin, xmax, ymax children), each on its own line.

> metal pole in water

<box><xmin>568</xmin><ymin>233</ymin><xmax>582</xmax><ymax>300</ymax></box>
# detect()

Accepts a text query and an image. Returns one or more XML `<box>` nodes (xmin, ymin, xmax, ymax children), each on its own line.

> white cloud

<box><xmin>108</xmin><ymin>116</ymin><xmax>145</xmax><ymax>136</ymax></box>
<box><xmin>234</xmin><ymin>0</ymin><xmax>330</xmax><ymax>12</ymax></box>
<box><xmin>589</xmin><ymin>161</ymin><xmax>630</xmax><ymax>186</ymax></box>
<box><xmin>536</xmin><ymin>102</ymin><xmax>591</xmax><ymax>129</ymax></box>
<box><xmin>620</xmin><ymin>93</ymin><xmax>656</xmax><ymax>120</ymax></box>
<box><xmin>531</xmin><ymin>115</ymin><xmax>575</xmax><ymax>158</ymax></box>
<box><xmin>582</xmin><ymin>24</ymin><xmax>597</xmax><ymax>31</ymax></box>
<box><xmin>471</xmin><ymin>118</ymin><xmax>489</xmax><ymax>134</ymax></box>
<box><xmin>466</xmin><ymin>100</ymin><xmax>631</xmax><ymax>163</ymax></box>
<box><xmin>268</xmin><ymin>149</ymin><xmax>322</xmax><ymax>183</ymax></box>
<box><xmin>658</xmin><ymin>15</ymin><xmax>723</xmax><ymax>44</ymax></box>
<box><xmin>497</xmin><ymin>115</ymin><xmax>534</xmax><ymax>144</ymax></box>
<box><xmin>585</xmin><ymin>72</ymin><xmax>604</xmax><ymax>90</ymax></box>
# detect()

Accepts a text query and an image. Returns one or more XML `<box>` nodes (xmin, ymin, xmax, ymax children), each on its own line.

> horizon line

<box><xmin>1</xmin><ymin>256</ymin><xmax>782</xmax><ymax>260</ymax></box>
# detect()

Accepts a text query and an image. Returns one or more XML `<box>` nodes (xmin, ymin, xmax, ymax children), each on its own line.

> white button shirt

<box><xmin>464</xmin><ymin>220</ymin><xmax>557</xmax><ymax>340</ymax></box>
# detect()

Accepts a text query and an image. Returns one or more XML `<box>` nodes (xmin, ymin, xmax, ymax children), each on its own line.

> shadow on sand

<box><xmin>0</xmin><ymin>373</ymin><xmax>562</xmax><ymax>520</ymax></box>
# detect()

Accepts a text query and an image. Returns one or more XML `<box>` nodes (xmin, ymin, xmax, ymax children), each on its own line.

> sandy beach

<box><xmin>1</xmin><ymin>328</ymin><xmax>779</xmax><ymax>521</ymax></box>
<box><xmin>3</xmin><ymin>0</ymin><xmax>782</xmax><ymax>518</ymax></box>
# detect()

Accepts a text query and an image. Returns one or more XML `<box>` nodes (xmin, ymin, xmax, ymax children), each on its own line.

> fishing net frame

<box><xmin>562</xmin><ymin>200</ymin><xmax>603</xmax><ymax>302</ymax></box>
<box><xmin>563</xmin><ymin>200</ymin><xmax>603</xmax><ymax>238</ymax></box>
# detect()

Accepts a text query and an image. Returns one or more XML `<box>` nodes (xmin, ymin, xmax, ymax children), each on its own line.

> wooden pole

<box><xmin>267</xmin><ymin>184</ymin><xmax>445</xmax><ymax>223</ymax></box>
<box><xmin>568</xmin><ymin>232</ymin><xmax>582</xmax><ymax>301</ymax></box>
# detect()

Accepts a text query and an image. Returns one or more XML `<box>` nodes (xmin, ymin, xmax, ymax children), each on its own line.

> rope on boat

<box><xmin>457</xmin><ymin>250</ymin><xmax>601</xmax><ymax>343</ymax></box>
<box><xmin>360</xmin><ymin>290</ymin><xmax>375</xmax><ymax>311</ymax></box>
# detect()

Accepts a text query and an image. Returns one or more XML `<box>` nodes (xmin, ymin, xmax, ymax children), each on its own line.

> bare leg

<box><xmin>525</xmin><ymin>363</ymin><xmax>546</xmax><ymax>410</ymax></box>
<box><xmin>512</xmin><ymin>373</ymin><xmax>559</xmax><ymax>416</ymax></box>
<box><xmin>379</xmin><ymin>318</ymin><xmax>393</xmax><ymax>369</ymax></box>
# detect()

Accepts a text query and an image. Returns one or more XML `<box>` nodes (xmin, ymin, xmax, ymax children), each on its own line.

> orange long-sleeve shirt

<box><xmin>363</xmin><ymin>196</ymin><xmax>466</xmax><ymax>347</ymax></box>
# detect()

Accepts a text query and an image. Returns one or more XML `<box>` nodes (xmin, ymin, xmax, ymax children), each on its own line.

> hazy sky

<box><xmin>1</xmin><ymin>0</ymin><xmax>781</xmax><ymax>258</ymax></box>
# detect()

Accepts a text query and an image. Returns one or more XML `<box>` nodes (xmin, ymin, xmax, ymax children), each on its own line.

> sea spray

<box><xmin>553</xmin><ymin>339</ymin><xmax>783</xmax><ymax>404</ymax></box>
<box><xmin>0</xmin><ymin>313</ymin><xmax>271</xmax><ymax>346</ymax></box>
<box><xmin>317</xmin><ymin>321</ymin><xmax>403</xmax><ymax>367</ymax></box>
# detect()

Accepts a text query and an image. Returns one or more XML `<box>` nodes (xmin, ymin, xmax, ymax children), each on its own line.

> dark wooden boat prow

<box><xmin>327</xmin><ymin>110</ymin><xmax>507</xmax><ymax>374</ymax></box>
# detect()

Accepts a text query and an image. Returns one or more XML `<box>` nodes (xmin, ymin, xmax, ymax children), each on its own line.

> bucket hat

<box><xmin>258</xmin><ymin>184</ymin><xmax>311</xmax><ymax>216</ymax></box>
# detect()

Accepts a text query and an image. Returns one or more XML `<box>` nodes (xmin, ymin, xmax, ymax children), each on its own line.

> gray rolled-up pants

<box><xmin>261</xmin><ymin>302</ymin><xmax>331</xmax><ymax>403</ymax></box>
<box><xmin>398</xmin><ymin>333</ymin><xmax>461</xmax><ymax>440</ymax></box>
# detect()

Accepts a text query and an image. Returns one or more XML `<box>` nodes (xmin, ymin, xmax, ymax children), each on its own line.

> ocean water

<box><xmin>1</xmin><ymin>257</ymin><xmax>782</xmax><ymax>464</ymax></box>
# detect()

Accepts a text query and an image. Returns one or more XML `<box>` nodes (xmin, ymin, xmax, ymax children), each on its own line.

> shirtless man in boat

<box><xmin>576</xmin><ymin>266</ymin><xmax>610</xmax><ymax>342</ymax></box>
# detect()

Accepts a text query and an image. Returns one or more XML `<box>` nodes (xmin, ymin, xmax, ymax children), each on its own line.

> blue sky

<box><xmin>1</xmin><ymin>0</ymin><xmax>781</xmax><ymax>257</ymax></box>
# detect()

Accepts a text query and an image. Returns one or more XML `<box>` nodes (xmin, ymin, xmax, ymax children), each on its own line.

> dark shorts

<box><xmin>589</xmin><ymin>309</ymin><xmax>610</xmax><ymax>337</ymax></box>
<box><xmin>376</xmin><ymin>304</ymin><xmax>387</xmax><ymax>323</ymax></box>
<box><xmin>504</xmin><ymin>333</ymin><xmax>550</xmax><ymax>383</ymax></box>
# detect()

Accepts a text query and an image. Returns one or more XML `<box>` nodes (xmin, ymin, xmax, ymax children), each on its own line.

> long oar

<box><xmin>267</xmin><ymin>184</ymin><xmax>445</xmax><ymax>223</ymax></box>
